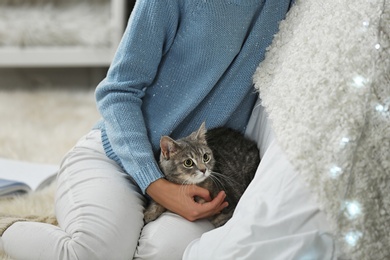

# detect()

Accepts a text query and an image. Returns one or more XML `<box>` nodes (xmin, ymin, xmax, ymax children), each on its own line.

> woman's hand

<box><xmin>146</xmin><ymin>178</ymin><xmax>228</xmax><ymax>222</ymax></box>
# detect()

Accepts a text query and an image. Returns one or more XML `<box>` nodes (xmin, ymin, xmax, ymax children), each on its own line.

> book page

<box><xmin>0</xmin><ymin>158</ymin><xmax>58</xmax><ymax>191</ymax></box>
<box><xmin>0</xmin><ymin>178</ymin><xmax>31</xmax><ymax>196</ymax></box>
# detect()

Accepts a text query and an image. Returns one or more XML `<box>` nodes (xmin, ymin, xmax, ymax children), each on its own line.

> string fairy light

<box><xmin>344</xmin><ymin>231</ymin><xmax>363</xmax><ymax>247</ymax></box>
<box><xmin>328</xmin><ymin>0</ymin><xmax>388</xmax><ymax>250</ymax></box>
<box><xmin>344</xmin><ymin>200</ymin><xmax>362</xmax><ymax>219</ymax></box>
<box><xmin>351</xmin><ymin>75</ymin><xmax>369</xmax><ymax>88</ymax></box>
<box><xmin>329</xmin><ymin>165</ymin><xmax>343</xmax><ymax>179</ymax></box>
<box><xmin>375</xmin><ymin>98</ymin><xmax>390</xmax><ymax>116</ymax></box>
<box><xmin>340</xmin><ymin>137</ymin><xmax>351</xmax><ymax>147</ymax></box>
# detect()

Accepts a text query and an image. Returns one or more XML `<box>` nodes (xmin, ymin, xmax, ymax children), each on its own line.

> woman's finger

<box><xmin>187</xmin><ymin>184</ymin><xmax>212</xmax><ymax>202</ymax></box>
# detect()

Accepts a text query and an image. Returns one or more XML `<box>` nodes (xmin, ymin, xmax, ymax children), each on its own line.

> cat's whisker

<box><xmin>209</xmin><ymin>177</ymin><xmax>224</xmax><ymax>192</ymax></box>
<box><xmin>179</xmin><ymin>179</ymin><xmax>189</xmax><ymax>193</ymax></box>
<box><xmin>211</xmin><ymin>171</ymin><xmax>241</xmax><ymax>186</ymax></box>
<box><xmin>180</xmin><ymin>177</ymin><xmax>197</xmax><ymax>209</ymax></box>
<box><xmin>213</xmin><ymin>172</ymin><xmax>240</xmax><ymax>186</ymax></box>
<box><xmin>209</xmin><ymin>174</ymin><xmax>228</xmax><ymax>192</ymax></box>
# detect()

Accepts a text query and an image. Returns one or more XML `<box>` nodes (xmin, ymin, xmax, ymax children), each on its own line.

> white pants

<box><xmin>1</xmin><ymin>129</ymin><xmax>214</xmax><ymax>260</ymax></box>
<box><xmin>2</xmin><ymin>101</ymin><xmax>336</xmax><ymax>259</ymax></box>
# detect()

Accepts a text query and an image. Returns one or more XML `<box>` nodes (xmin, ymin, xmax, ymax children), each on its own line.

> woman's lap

<box><xmin>2</xmin><ymin>130</ymin><xmax>212</xmax><ymax>260</ymax></box>
<box><xmin>135</xmin><ymin>212</ymin><xmax>214</xmax><ymax>259</ymax></box>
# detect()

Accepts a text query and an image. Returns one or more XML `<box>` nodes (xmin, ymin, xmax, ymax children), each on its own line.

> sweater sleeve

<box><xmin>95</xmin><ymin>0</ymin><xmax>180</xmax><ymax>193</ymax></box>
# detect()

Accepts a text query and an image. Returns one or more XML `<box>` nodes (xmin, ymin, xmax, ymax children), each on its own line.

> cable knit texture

<box><xmin>94</xmin><ymin>0</ymin><xmax>292</xmax><ymax>193</ymax></box>
<box><xmin>254</xmin><ymin>0</ymin><xmax>390</xmax><ymax>259</ymax></box>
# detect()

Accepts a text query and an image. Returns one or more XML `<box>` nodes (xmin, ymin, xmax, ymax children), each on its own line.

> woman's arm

<box><xmin>95</xmin><ymin>0</ymin><xmax>179</xmax><ymax>193</ymax></box>
<box><xmin>95</xmin><ymin>0</ymin><xmax>227</xmax><ymax>220</ymax></box>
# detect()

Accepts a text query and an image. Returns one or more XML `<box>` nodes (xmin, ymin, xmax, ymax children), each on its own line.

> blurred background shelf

<box><xmin>0</xmin><ymin>0</ymin><xmax>133</xmax><ymax>68</ymax></box>
<box><xmin>0</xmin><ymin>47</ymin><xmax>117</xmax><ymax>67</ymax></box>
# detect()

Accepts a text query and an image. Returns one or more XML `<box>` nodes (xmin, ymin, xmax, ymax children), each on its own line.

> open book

<box><xmin>0</xmin><ymin>158</ymin><xmax>58</xmax><ymax>197</ymax></box>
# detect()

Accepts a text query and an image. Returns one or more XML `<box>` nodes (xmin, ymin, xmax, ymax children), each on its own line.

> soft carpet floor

<box><xmin>0</xmin><ymin>86</ymin><xmax>100</xmax><ymax>259</ymax></box>
<box><xmin>0</xmin><ymin>88</ymin><xmax>99</xmax><ymax>164</ymax></box>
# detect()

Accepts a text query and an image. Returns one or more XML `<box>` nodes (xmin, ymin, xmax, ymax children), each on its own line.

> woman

<box><xmin>0</xmin><ymin>0</ymin><xmax>293</xmax><ymax>259</ymax></box>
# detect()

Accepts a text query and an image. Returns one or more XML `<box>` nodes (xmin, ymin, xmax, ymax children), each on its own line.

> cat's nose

<box><xmin>200</xmin><ymin>168</ymin><xmax>206</xmax><ymax>174</ymax></box>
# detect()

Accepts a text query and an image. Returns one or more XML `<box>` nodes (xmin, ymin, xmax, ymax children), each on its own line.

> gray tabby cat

<box><xmin>144</xmin><ymin>122</ymin><xmax>260</xmax><ymax>227</ymax></box>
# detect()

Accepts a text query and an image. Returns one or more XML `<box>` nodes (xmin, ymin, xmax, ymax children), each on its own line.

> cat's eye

<box><xmin>184</xmin><ymin>159</ymin><xmax>194</xmax><ymax>168</ymax></box>
<box><xmin>203</xmin><ymin>153</ymin><xmax>210</xmax><ymax>163</ymax></box>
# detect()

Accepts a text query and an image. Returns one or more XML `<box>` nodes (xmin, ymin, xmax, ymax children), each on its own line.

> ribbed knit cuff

<box><xmin>132</xmin><ymin>162</ymin><xmax>164</xmax><ymax>194</ymax></box>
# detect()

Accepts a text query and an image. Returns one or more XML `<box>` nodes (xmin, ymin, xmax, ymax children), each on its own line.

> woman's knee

<box><xmin>54</xmin><ymin>130</ymin><xmax>147</xmax><ymax>258</ymax></box>
<box><xmin>134</xmin><ymin>212</ymin><xmax>214</xmax><ymax>260</ymax></box>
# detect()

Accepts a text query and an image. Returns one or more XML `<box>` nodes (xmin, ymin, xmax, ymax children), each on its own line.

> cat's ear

<box><xmin>160</xmin><ymin>136</ymin><xmax>179</xmax><ymax>160</ymax></box>
<box><xmin>192</xmin><ymin>122</ymin><xmax>207</xmax><ymax>143</ymax></box>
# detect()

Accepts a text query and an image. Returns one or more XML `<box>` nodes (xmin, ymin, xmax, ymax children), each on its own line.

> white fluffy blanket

<box><xmin>254</xmin><ymin>0</ymin><xmax>390</xmax><ymax>259</ymax></box>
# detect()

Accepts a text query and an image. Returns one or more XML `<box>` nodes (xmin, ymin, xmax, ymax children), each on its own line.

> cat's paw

<box><xmin>144</xmin><ymin>202</ymin><xmax>166</xmax><ymax>224</ymax></box>
<box><xmin>144</xmin><ymin>211</ymin><xmax>158</xmax><ymax>224</ymax></box>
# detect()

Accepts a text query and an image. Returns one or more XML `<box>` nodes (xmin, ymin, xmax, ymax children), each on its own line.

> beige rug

<box><xmin>0</xmin><ymin>86</ymin><xmax>100</xmax><ymax>259</ymax></box>
<box><xmin>0</xmin><ymin>88</ymin><xmax>99</xmax><ymax>164</ymax></box>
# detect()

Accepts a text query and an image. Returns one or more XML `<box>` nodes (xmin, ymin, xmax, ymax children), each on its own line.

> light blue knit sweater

<box><xmin>94</xmin><ymin>0</ymin><xmax>292</xmax><ymax>193</ymax></box>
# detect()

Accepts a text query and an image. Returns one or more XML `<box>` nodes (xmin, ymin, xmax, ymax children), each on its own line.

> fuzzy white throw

<box><xmin>254</xmin><ymin>0</ymin><xmax>390</xmax><ymax>259</ymax></box>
